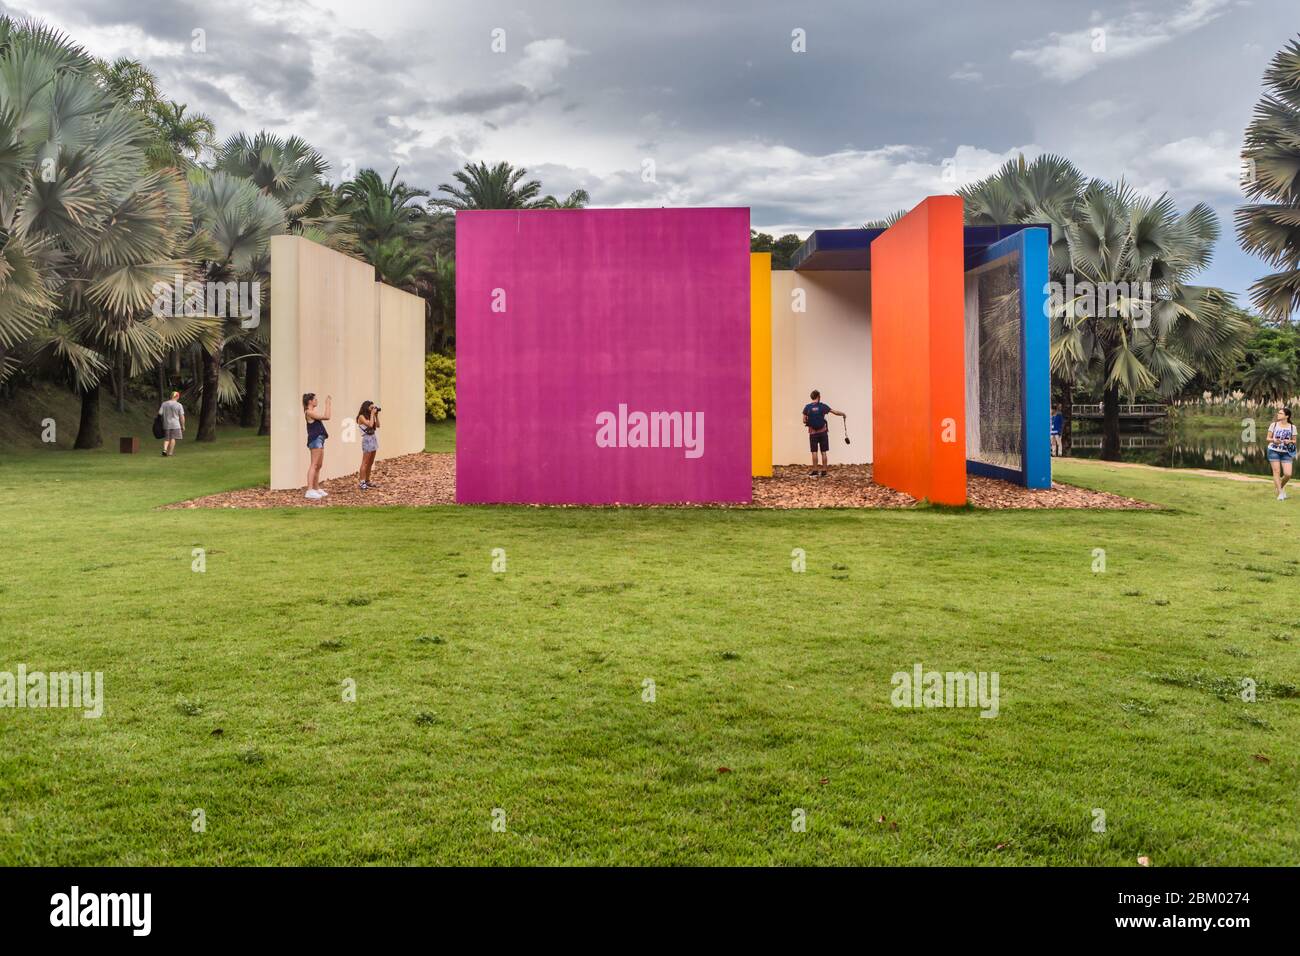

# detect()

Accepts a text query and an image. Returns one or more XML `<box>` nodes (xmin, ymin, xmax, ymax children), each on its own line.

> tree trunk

<box><xmin>157</xmin><ymin>362</ymin><xmax>167</xmax><ymax>405</ymax></box>
<box><xmin>198</xmin><ymin>348</ymin><xmax>219</xmax><ymax>442</ymax></box>
<box><xmin>258</xmin><ymin>357</ymin><xmax>271</xmax><ymax>436</ymax></box>
<box><xmin>1061</xmin><ymin>381</ymin><xmax>1074</xmax><ymax>455</ymax></box>
<box><xmin>241</xmin><ymin>355</ymin><xmax>260</xmax><ymax>428</ymax></box>
<box><xmin>74</xmin><ymin>384</ymin><xmax>103</xmax><ymax>449</ymax></box>
<box><xmin>115</xmin><ymin>353</ymin><xmax>126</xmax><ymax>413</ymax></box>
<box><xmin>1101</xmin><ymin>384</ymin><xmax>1121</xmax><ymax>461</ymax></box>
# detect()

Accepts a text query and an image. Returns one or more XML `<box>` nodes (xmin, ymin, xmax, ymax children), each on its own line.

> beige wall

<box><xmin>376</xmin><ymin>282</ymin><xmax>426</xmax><ymax>463</ymax></box>
<box><xmin>770</xmin><ymin>270</ymin><xmax>872</xmax><ymax>465</ymax></box>
<box><xmin>270</xmin><ymin>236</ymin><xmax>425</xmax><ymax>490</ymax></box>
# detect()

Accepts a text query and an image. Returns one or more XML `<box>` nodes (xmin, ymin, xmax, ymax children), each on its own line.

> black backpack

<box><xmin>152</xmin><ymin>414</ymin><xmax>165</xmax><ymax>439</ymax></box>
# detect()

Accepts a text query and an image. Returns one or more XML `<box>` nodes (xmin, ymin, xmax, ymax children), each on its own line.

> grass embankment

<box><xmin>0</xmin><ymin>382</ymin><xmax>161</xmax><ymax>450</ymax></box>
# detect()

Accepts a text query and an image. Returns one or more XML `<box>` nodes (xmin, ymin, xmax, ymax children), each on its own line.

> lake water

<box><xmin>1067</xmin><ymin>424</ymin><xmax>1273</xmax><ymax>476</ymax></box>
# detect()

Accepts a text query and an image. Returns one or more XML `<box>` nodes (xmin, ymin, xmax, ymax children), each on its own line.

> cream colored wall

<box><xmin>377</xmin><ymin>282</ymin><xmax>426</xmax><ymax>463</ymax></box>
<box><xmin>770</xmin><ymin>270</ymin><xmax>872</xmax><ymax>465</ymax></box>
<box><xmin>270</xmin><ymin>235</ymin><xmax>426</xmax><ymax>490</ymax></box>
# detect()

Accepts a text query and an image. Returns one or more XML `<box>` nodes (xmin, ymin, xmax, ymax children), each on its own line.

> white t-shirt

<box><xmin>159</xmin><ymin>400</ymin><xmax>184</xmax><ymax>430</ymax></box>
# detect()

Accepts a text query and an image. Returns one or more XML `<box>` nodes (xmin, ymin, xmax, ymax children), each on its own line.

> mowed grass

<box><xmin>0</xmin><ymin>422</ymin><xmax>1296</xmax><ymax>865</ymax></box>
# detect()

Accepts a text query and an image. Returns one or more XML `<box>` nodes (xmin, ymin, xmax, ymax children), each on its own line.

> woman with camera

<box><xmin>357</xmin><ymin>399</ymin><xmax>381</xmax><ymax>490</ymax></box>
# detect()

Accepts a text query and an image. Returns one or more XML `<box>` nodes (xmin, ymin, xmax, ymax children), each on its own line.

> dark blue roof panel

<box><xmin>789</xmin><ymin>222</ymin><xmax>1050</xmax><ymax>271</ymax></box>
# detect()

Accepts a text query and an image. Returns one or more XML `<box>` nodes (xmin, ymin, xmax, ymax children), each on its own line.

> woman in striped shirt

<box><xmin>1267</xmin><ymin>406</ymin><xmax>1295</xmax><ymax>501</ymax></box>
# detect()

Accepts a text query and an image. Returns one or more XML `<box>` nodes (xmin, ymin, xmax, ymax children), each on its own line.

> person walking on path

<box><xmin>1267</xmin><ymin>405</ymin><xmax>1295</xmax><ymax>501</ymax></box>
<box><xmin>158</xmin><ymin>392</ymin><xmax>185</xmax><ymax>457</ymax></box>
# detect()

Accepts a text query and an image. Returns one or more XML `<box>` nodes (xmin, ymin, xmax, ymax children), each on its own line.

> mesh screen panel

<box><xmin>968</xmin><ymin>253</ymin><xmax>1023</xmax><ymax>471</ymax></box>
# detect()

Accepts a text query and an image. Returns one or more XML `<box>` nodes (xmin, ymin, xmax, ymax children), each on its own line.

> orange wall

<box><xmin>869</xmin><ymin>197</ymin><xmax>966</xmax><ymax>504</ymax></box>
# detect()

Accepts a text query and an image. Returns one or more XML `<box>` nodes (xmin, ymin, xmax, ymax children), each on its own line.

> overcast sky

<box><xmin>7</xmin><ymin>0</ymin><xmax>1292</xmax><ymax>303</ymax></box>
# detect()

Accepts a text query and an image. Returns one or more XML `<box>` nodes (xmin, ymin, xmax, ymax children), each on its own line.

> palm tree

<box><xmin>216</xmin><ymin>132</ymin><xmax>348</xmax><ymax>239</ymax></box>
<box><xmin>365</xmin><ymin>236</ymin><xmax>429</xmax><ymax>290</ymax></box>
<box><xmin>187</xmin><ymin>170</ymin><xmax>286</xmax><ymax>441</ymax></box>
<box><xmin>95</xmin><ymin>56</ymin><xmax>159</xmax><ymax>110</ymax></box>
<box><xmin>960</xmin><ymin>154</ymin><xmax>1092</xmax><ymax>443</ymax></box>
<box><xmin>149</xmin><ymin>101</ymin><xmax>216</xmax><ymax>168</ymax></box>
<box><xmin>433</xmin><ymin>161</ymin><xmax>546</xmax><ymax>210</ymax></box>
<box><xmin>0</xmin><ymin>17</ymin><xmax>201</xmax><ymax>445</ymax></box>
<box><xmin>863</xmin><ymin>210</ymin><xmax>908</xmax><ymax>229</ymax></box>
<box><xmin>1243</xmin><ymin>355</ymin><xmax>1296</xmax><ymax>401</ymax></box>
<box><xmin>962</xmin><ymin>156</ymin><xmax>1248</xmax><ymax>458</ymax></box>
<box><xmin>426</xmin><ymin>252</ymin><xmax>455</xmax><ymax>354</ymax></box>
<box><xmin>95</xmin><ymin>59</ymin><xmax>215</xmax><ymax>171</ymax></box>
<box><xmin>338</xmin><ymin>167</ymin><xmax>430</xmax><ymax>287</ymax></box>
<box><xmin>215</xmin><ymin>132</ymin><xmax>348</xmax><ymax>431</ymax></box>
<box><xmin>961</xmin><ymin>153</ymin><xmax>1086</xmax><ymax>295</ymax></box>
<box><xmin>1050</xmin><ymin>182</ymin><xmax>1248</xmax><ymax>457</ymax></box>
<box><xmin>1237</xmin><ymin>36</ymin><xmax>1300</xmax><ymax>322</ymax></box>
<box><xmin>533</xmin><ymin>187</ymin><xmax>590</xmax><ymax>209</ymax></box>
<box><xmin>340</xmin><ymin>168</ymin><xmax>428</xmax><ymax>232</ymax></box>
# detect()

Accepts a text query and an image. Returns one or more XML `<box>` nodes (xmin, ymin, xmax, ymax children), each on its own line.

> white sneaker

<box><xmin>1280</xmin><ymin>493</ymin><xmax>1288</xmax><ymax>501</ymax></box>
<box><xmin>305</xmin><ymin>489</ymin><xmax>323</xmax><ymax>499</ymax></box>
<box><xmin>318</xmin><ymin>488</ymin><xmax>329</xmax><ymax>497</ymax></box>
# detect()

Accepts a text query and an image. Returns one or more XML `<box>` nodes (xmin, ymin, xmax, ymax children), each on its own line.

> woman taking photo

<box><xmin>303</xmin><ymin>392</ymin><xmax>332</xmax><ymax>500</ymax></box>
<box><xmin>1267</xmin><ymin>405</ymin><xmax>1295</xmax><ymax>501</ymax></box>
<box><xmin>357</xmin><ymin>400</ymin><xmax>380</xmax><ymax>490</ymax></box>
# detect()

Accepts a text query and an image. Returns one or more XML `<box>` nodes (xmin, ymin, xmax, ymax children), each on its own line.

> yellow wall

<box><xmin>750</xmin><ymin>253</ymin><xmax>773</xmax><ymax>476</ymax></box>
<box><xmin>270</xmin><ymin>235</ymin><xmax>426</xmax><ymax>490</ymax></box>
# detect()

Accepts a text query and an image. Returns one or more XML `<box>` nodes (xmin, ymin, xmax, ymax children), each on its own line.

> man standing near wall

<box><xmin>803</xmin><ymin>389</ymin><xmax>846</xmax><ymax>477</ymax></box>
<box><xmin>159</xmin><ymin>391</ymin><xmax>185</xmax><ymax>457</ymax></box>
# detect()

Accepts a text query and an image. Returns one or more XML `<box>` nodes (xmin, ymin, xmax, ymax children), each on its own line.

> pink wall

<box><xmin>456</xmin><ymin>208</ymin><xmax>752</xmax><ymax>504</ymax></box>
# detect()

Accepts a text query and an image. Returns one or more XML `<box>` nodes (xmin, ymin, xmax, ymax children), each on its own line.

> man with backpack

<box><xmin>802</xmin><ymin>389</ymin><xmax>846</xmax><ymax>477</ymax></box>
<box><xmin>157</xmin><ymin>391</ymin><xmax>185</xmax><ymax>457</ymax></box>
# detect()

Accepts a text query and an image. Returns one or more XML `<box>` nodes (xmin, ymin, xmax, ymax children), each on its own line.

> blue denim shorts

<box><xmin>1267</xmin><ymin>447</ymin><xmax>1295</xmax><ymax>463</ymax></box>
<box><xmin>307</xmin><ymin>436</ymin><xmax>325</xmax><ymax>450</ymax></box>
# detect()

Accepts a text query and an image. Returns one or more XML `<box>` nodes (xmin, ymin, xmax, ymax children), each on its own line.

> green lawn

<box><xmin>0</xmin><ymin>426</ymin><xmax>1296</xmax><ymax>865</ymax></box>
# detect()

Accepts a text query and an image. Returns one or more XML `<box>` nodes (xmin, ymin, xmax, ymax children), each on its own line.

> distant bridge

<box><xmin>1070</xmin><ymin>403</ymin><xmax>1167</xmax><ymax>420</ymax></box>
<box><xmin>1069</xmin><ymin>434</ymin><xmax>1168</xmax><ymax>450</ymax></box>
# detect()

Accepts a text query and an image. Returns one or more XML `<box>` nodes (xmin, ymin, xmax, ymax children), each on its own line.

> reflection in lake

<box><xmin>1067</xmin><ymin>425</ymin><xmax>1270</xmax><ymax>475</ymax></box>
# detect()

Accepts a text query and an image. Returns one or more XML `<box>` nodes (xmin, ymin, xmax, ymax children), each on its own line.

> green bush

<box><xmin>425</xmin><ymin>353</ymin><xmax>456</xmax><ymax>421</ymax></box>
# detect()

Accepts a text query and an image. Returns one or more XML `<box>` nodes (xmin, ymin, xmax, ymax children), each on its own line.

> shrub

<box><xmin>425</xmin><ymin>353</ymin><xmax>456</xmax><ymax>421</ymax></box>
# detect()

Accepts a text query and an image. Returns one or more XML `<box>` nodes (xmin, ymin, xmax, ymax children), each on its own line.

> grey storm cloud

<box><xmin>12</xmin><ymin>0</ymin><xmax>1296</xmax><ymax>298</ymax></box>
<box><xmin>434</xmin><ymin>82</ymin><xmax>541</xmax><ymax>115</ymax></box>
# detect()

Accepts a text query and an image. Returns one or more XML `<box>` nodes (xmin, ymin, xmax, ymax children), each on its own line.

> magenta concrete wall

<box><xmin>456</xmin><ymin>207</ymin><xmax>751</xmax><ymax>504</ymax></box>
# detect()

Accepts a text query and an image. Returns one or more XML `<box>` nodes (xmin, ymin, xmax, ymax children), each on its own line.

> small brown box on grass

<box><xmin>119</xmin><ymin>437</ymin><xmax>139</xmax><ymax>454</ymax></box>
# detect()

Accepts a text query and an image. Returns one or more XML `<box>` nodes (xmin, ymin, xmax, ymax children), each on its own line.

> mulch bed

<box><xmin>164</xmin><ymin>452</ymin><xmax>456</xmax><ymax>510</ymax></box>
<box><xmin>166</xmin><ymin>454</ymin><xmax>1156</xmax><ymax>511</ymax></box>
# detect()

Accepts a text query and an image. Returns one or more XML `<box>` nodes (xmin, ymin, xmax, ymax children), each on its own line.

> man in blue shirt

<box><xmin>802</xmin><ymin>389</ymin><xmax>846</xmax><ymax>477</ymax></box>
<box><xmin>1050</xmin><ymin>404</ymin><xmax>1064</xmax><ymax>457</ymax></box>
